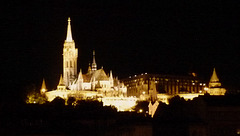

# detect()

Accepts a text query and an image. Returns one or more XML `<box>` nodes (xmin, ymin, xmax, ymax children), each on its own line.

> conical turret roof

<box><xmin>58</xmin><ymin>75</ymin><xmax>65</xmax><ymax>86</ymax></box>
<box><xmin>78</xmin><ymin>69</ymin><xmax>83</xmax><ymax>79</ymax></box>
<box><xmin>210</xmin><ymin>68</ymin><xmax>219</xmax><ymax>82</ymax></box>
<box><xmin>41</xmin><ymin>78</ymin><xmax>46</xmax><ymax>90</ymax></box>
<box><xmin>209</xmin><ymin>68</ymin><xmax>221</xmax><ymax>88</ymax></box>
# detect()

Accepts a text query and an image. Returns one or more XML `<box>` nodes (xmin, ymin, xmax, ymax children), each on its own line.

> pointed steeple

<box><xmin>92</xmin><ymin>50</ymin><xmax>97</xmax><ymax>71</ymax></box>
<box><xmin>40</xmin><ymin>78</ymin><xmax>47</xmax><ymax>94</ymax></box>
<box><xmin>63</xmin><ymin>17</ymin><xmax>78</xmax><ymax>86</ymax></box>
<box><xmin>57</xmin><ymin>74</ymin><xmax>66</xmax><ymax>91</ymax></box>
<box><xmin>78</xmin><ymin>69</ymin><xmax>83</xmax><ymax>79</ymax></box>
<box><xmin>58</xmin><ymin>74</ymin><xmax>65</xmax><ymax>86</ymax></box>
<box><xmin>66</xmin><ymin>17</ymin><xmax>73</xmax><ymax>42</ymax></box>
<box><xmin>210</xmin><ymin>68</ymin><xmax>219</xmax><ymax>82</ymax></box>
<box><xmin>209</xmin><ymin>68</ymin><xmax>221</xmax><ymax>88</ymax></box>
<box><xmin>109</xmin><ymin>70</ymin><xmax>114</xmax><ymax>87</ymax></box>
<box><xmin>110</xmin><ymin>70</ymin><xmax>113</xmax><ymax>79</ymax></box>
<box><xmin>41</xmin><ymin>78</ymin><xmax>46</xmax><ymax>89</ymax></box>
<box><xmin>88</xmin><ymin>63</ymin><xmax>92</xmax><ymax>73</ymax></box>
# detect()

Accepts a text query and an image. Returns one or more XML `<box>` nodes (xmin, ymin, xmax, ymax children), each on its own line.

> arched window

<box><xmin>70</xmin><ymin>61</ymin><xmax>72</xmax><ymax>67</ymax></box>
<box><xmin>66</xmin><ymin>61</ymin><xmax>68</xmax><ymax>68</ymax></box>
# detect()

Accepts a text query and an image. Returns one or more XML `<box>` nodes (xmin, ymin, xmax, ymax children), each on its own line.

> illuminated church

<box><xmin>40</xmin><ymin>17</ymin><xmax>226</xmax><ymax>111</ymax></box>
<box><xmin>43</xmin><ymin>18</ymin><xmax>127</xmax><ymax>102</ymax></box>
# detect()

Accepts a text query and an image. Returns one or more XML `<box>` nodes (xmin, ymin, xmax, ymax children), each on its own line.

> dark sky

<box><xmin>1</xmin><ymin>1</ymin><xmax>240</xmax><ymax>95</ymax></box>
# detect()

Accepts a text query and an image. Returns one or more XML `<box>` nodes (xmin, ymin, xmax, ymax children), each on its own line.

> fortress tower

<box><xmin>208</xmin><ymin>68</ymin><xmax>226</xmax><ymax>95</ymax></box>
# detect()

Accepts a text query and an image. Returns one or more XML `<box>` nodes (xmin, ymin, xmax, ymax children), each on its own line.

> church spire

<box><xmin>66</xmin><ymin>17</ymin><xmax>73</xmax><ymax>42</ymax></box>
<box><xmin>92</xmin><ymin>50</ymin><xmax>97</xmax><ymax>71</ymax></box>
<box><xmin>88</xmin><ymin>63</ymin><xmax>92</xmax><ymax>73</ymax></box>
<box><xmin>110</xmin><ymin>70</ymin><xmax>113</xmax><ymax>79</ymax></box>
<box><xmin>57</xmin><ymin>74</ymin><xmax>66</xmax><ymax>91</ymax></box>
<box><xmin>78</xmin><ymin>69</ymin><xmax>83</xmax><ymax>79</ymax></box>
<box><xmin>40</xmin><ymin>78</ymin><xmax>47</xmax><ymax>94</ymax></box>
<box><xmin>58</xmin><ymin>74</ymin><xmax>65</xmax><ymax>86</ymax></box>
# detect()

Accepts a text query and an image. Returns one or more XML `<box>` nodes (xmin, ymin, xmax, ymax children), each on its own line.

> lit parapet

<box><xmin>101</xmin><ymin>97</ymin><xmax>138</xmax><ymax>111</ymax></box>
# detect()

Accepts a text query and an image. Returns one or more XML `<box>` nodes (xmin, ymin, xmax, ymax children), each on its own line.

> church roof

<box><xmin>82</xmin><ymin>69</ymin><xmax>109</xmax><ymax>82</ymax></box>
<box><xmin>91</xmin><ymin>69</ymin><xmax>109</xmax><ymax>81</ymax></box>
<box><xmin>82</xmin><ymin>74</ymin><xmax>91</xmax><ymax>82</ymax></box>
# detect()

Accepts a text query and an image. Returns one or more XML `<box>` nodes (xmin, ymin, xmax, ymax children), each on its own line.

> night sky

<box><xmin>1</xmin><ymin>1</ymin><xmax>240</xmax><ymax>97</ymax></box>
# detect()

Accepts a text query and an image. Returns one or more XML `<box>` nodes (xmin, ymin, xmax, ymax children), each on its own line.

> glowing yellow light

<box><xmin>142</xmin><ymin>91</ymin><xmax>145</xmax><ymax>94</ymax></box>
<box><xmin>204</xmin><ymin>87</ymin><xmax>209</xmax><ymax>91</ymax></box>
<box><xmin>139</xmin><ymin>109</ymin><xmax>143</xmax><ymax>113</ymax></box>
<box><xmin>41</xmin><ymin>89</ymin><xmax>46</xmax><ymax>93</ymax></box>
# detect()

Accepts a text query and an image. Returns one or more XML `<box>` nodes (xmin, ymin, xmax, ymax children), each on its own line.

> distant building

<box><xmin>123</xmin><ymin>68</ymin><xmax>227</xmax><ymax>103</ymax></box>
<box><xmin>123</xmin><ymin>73</ymin><xmax>207</xmax><ymax>103</ymax></box>
<box><xmin>208</xmin><ymin>68</ymin><xmax>226</xmax><ymax>95</ymax></box>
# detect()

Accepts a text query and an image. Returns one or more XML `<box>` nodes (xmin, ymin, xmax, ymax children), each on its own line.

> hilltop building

<box><xmin>44</xmin><ymin>18</ymin><xmax>127</xmax><ymax>104</ymax></box>
<box><xmin>123</xmin><ymin>74</ymin><xmax>207</xmax><ymax>103</ymax></box>
<box><xmin>39</xmin><ymin>17</ymin><xmax>226</xmax><ymax>110</ymax></box>
<box><xmin>123</xmin><ymin>68</ymin><xmax>226</xmax><ymax>104</ymax></box>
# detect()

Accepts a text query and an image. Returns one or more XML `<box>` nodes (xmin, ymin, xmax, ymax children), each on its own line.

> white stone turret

<box><xmin>63</xmin><ymin>17</ymin><xmax>78</xmax><ymax>86</ymax></box>
<box><xmin>77</xmin><ymin>69</ymin><xmax>83</xmax><ymax>91</ymax></box>
<box><xmin>109</xmin><ymin>70</ymin><xmax>114</xmax><ymax>87</ymax></box>
<box><xmin>57</xmin><ymin>75</ymin><xmax>66</xmax><ymax>91</ymax></box>
<box><xmin>209</xmin><ymin>68</ymin><xmax>221</xmax><ymax>88</ymax></box>
<box><xmin>208</xmin><ymin>68</ymin><xmax>226</xmax><ymax>95</ymax></box>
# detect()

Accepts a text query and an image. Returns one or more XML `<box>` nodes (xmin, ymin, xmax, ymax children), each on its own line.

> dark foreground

<box><xmin>0</xmin><ymin>95</ymin><xmax>240</xmax><ymax>136</ymax></box>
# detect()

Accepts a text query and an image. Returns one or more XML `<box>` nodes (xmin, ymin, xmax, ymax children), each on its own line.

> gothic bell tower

<box><xmin>63</xmin><ymin>17</ymin><xmax>78</xmax><ymax>86</ymax></box>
